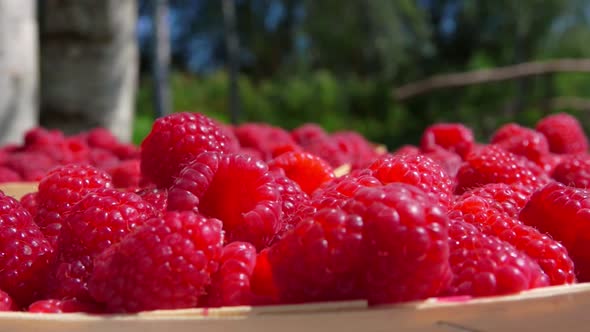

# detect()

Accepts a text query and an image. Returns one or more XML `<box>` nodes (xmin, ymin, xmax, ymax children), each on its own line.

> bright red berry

<box><xmin>135</xmin><ymin>187</ymin><xmax>168</xmax><ymax>215</ymax></box>
<box><xmin>368</xmin><ymin>153</ymin><xmax>454</xmax><ymax>207</ymax></box>
<box><xmin>455</xmin><ymin>145</ymin><xmax>550</xmax><ymax>194</ymax></box>
<box><xmin>519</xmin><ymin>182</ymin><xmax>590</xmax><ymax>281</ymax></box>
<box><xmin>423</xmin><ymin>148</ymin><xmax>463</xmax><ymax>179</ymax></box>
<box><xmin>20</xmin><ymin>192</ymin><xmax>38</xmax><ymax>219</ymax></box>
<box><xmin>233</xmin><ymin>123</ymin><xmax>297</xmax><ymax>161</ymax></box>
<box><xmin>420</xmin><ymin>123</ymin><xmax>474</xmax><ymax>159</ymax></box>
<box><xmin>536</xmin><ymin>113</ymin><xmax>589</xmax><ymax>154</ymax></box>
<box><xmin>108</xmin><ymin>159</ymin><xmax>141</xmax><ymax>189</ymax></box>
<box><xmin>0</xmin><ymin>192</ymin><xmax>54</xmax><ymax>306</ymax></box>
<box><xmin>551</xmin><ymin>154</ymin><xmax>590</xmax><ymax>188</ymax></box>
<box><xmin>491</xmin><ymin>123</ymin><xmax>550</xmax><ymax>165</ymax></box>
<box><xmin>88</xmin><ymin>211</ymin><xmax>224</xmax><ymax>313</ymax></box>
<box><xmin>290</xmin><ymin>123</ymin><xmax>328</xmax><ymax>147</ymax></box>
<box><xmin>0</xmin><ymin>167</ymin><xmax>21</xmax><ymax>182</ymax></box>
<box><xmin>167</xmin><ymin>152</ymin><xmax>282</xmax><ymax>250</ymax></box>
<box><xmin>268</xmin><ymin>151</ymin><xmax>335</xmax><ymax>195</ymax></box>
<box><xmin>457</xmin><ymin>183</ymin><xmax>533</xmax><ymax>219</ymax></box>
<box><xmin>445</xmin><ymin>219</ymin><xmax>549</xmax><ymax>296</ymax></box>
<box><xmin>271</xmin><ymin>171</ymin><xmax>310</xmax><ymax>240</ymax></box>
<box><xmin>140</xmin><ymin>112</ymin><xmax>235</xmax><ymax>188</ymax></box>
<box><xmin>2</xmin><ymin>152</ymin><xmax>56</xmax><ymax>181</ymax></box>
<box><xmin>27</xmin><ymin>299</ymin><xmax>102</xmax><ymax>314</ymax></box>
<box><xmin>205</xmin><ymin>241</ymin><xmax>257</xmax><ymax>307</ymax></box>
<box><xmin>0</xmin><ymin>290</ymin><xmax>17</xmax><ymax>311</ymax></box>
<box><xmin>250</xmin><ymin>248</ymin><xmax>278</xmax><ymax>304</ymax></box>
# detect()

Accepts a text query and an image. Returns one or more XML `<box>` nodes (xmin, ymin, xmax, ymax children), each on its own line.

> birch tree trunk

<box><xmin>0</xmin><ymin>0</ymin><xmax>39</xmax><ymax>144</ymax></box>
<box><xmin>39</xmin><ymin>0</ymin><xmax>138</xmax><ymax>142</ymax></box>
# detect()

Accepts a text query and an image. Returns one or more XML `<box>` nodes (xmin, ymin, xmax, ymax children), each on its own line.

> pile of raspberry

<box><xmin>0</xmin><ymin>111</ymin><xmax>589</xmax><ymax>314</ymax></box>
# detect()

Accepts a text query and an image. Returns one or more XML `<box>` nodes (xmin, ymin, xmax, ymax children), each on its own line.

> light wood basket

<box><xmin>1</xmin><ymin>182</ymin><xmax>589</xmax><ymax>332</ymax></box>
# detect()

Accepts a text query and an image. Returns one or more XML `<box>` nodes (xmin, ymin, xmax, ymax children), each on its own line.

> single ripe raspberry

<box><xmin>452</xmin><ymin>195</ymin><xmax>575</xmax><ymax>285</ymax></box>
<box><xmin>204</xmin><ymin>241</ymin><xmax>257</xmax><ymax>307</ymax></box>
<box><xmin>140</xmin><ymin>112</ymin><xmax>234</xmax><ymax>188</ymax></box>
<box><xmin>270</xmin><ymin>142</ymin><xmax>303</xmax><ymax>159</ymax></box>
<box><xmin>0</xmin><ymin>290</ymin><xmax>17</xmax><ymax>311</ymax></box>
<box><xmin>250</xmin><ymin>248</ymin><xmax>279</xmax><ymax>304</ymax></box>
<box><xmin>0</xmin><ymin>167</ymin><xmax>21</xmax><ymax>182</ymax></box>
<box><xmin>392</xmin><ymin>145</ymin><xmax>421</xmax><ymax>156</ymax></box>
<box><xmin>343</xmin><ymin>184</ymin><xmax>452</xmax><ymax>304</ymax></box>
<box><xmin>20</xmin><ymin>192</ymin><xmax>38</xmax><ymax>218</ymax></box>
<box><xmin>301</xmin><ymin>137</ymin><xmax>351</xmax><ymax>168</ymax></box>
<box><xmin>0</xmin><ymin>192</ymin><xmax>54</xmax><ymax>306</ymax></box>
<box><xmin>268</xmin><ymin>151</ymin><xmax>335</xmax><ymax>195</ymax></box>
<box><xmin>420</xmin><ymin>123</ymin><xmax>474</xmax><ymax>159</ymax></box>
<box><xmin>108</xmin><ymin>159</ymin><xmax>141</xmax><ymax>189</ymax></box>
<box><xmin>25</xmin><ymin>130</ymin><xmax>90</xmax><ymax>165</ymax></box>
<box><xmin>3</xmin><ymin>152</ymin><xmax>56</xmax><ymax>181</ymax></box>
<box><xmin>27</xmin><ymin>299</ymin><xmax>102</xmax><ymax>314</ymax></box>
<box><xmin>491</xmin><ymin>123</ymin><xmax>550</xmax><ymax>165</ymax></box>
<box><xmin>290</xmin><ymin>123</ymin><xmax>328</xmax><ymax>147</ymax></box>
<box><xmin>135</xmin><ymin>187</ymin><xmax>168</xmax><ymax>215</ymax></box>
<box><xmin>167</xmin><ymin>152</ymin><xmax>282</xmax><ymax>250</ymax></box>
<box><xmin>49</xmin><ymin>189</ymin><xmax>157</xmax><ymax>300</ymax></box>
<box><xmin>233</xmin><ymin>123</ymin><xmax>297</xmax><ymax>161</ymax></box>
<box><xmin>271</xmin><ymin>171</ymin><xmax>310</xmax><ymax>240</ymax></box>
<box><xmin>368</xmin><ymin>153</ymin><xmax>454</xmax><ymax>207</ymax></box>
<box><xmin>88</xmin><ymin>148</ymin><xmax>120</xmax><ymax>170</ymax></box>
<box><xmin>35</xmin><ymin>164</ymin><xmax>113</xmax><ymax>247</ymax></box>
<box><xmin>536</xmin><ymin>113</ymin><xmax>589</xmax><ymax>154</ymax></box>
<box><xmin>455</xmin><ymin>145</ymin><xmax>550</xmax><ymax>194</ymax></box>
<box><xmin>551</xmin><ymin>154</ymin><xmax>590</xmax><ymax>188</ymax></box>
<box><xmin>330</xmin><ymin>131</ymin><xmax>380</xmax><ymax>170</ymax></box>
<box><xmin>458</xmin><ymin>183</ymin><xmax>533</xmax><ymax>219</ymax></box>
<box><xmin>520</xmin><ymin>182</ymin><xmax>590</xmax><ymax>281</ymax></box>
<box><xmin>85</xmin><ymin>128</ymin><xmax>119</xmax><ymax>151</ymax></box>
<box><xmin>445</xmin><ymin>219</ymin><xmax>549</xmax><ymax>297</ymax></box>
<box><xmin>423</xmin><ymin>148</ymin><xmax>463</xmax><ymax>179</ymax></box>
<box><xmin>269</xmin><ymin>208</ymin><xmax>366</xmax><ymax>304</ymax></box>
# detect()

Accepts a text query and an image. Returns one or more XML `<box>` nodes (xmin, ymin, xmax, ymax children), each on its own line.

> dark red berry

<box><xmin>551</xmin><ymin>154</ymin><xmax>590</xmax><ymax>188</ymax></box>
<box><xmin>491</xmin><ymin>123</ymin><xmax>550</xmax><ymax>165</ymax></box>
<box><xmin>0</xmin><ymin>290</ymin><xmax>17</xmax><ymax>311</ymax></box>
<box><xmin>420</xmin><ymin>123</ymin><xmax>474</xmax><ymax>159</ymax></box>
<box><xmin>27</xmin><ymin>299</ymin><xmax>102</xmax><ymax>314</ymax></box>
<box><xmin>536</xmin><ymin>113</ymin><xmax>589</xmax><ymax>154</ymax></box>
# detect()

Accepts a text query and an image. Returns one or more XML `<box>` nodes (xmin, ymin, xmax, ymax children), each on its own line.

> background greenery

<box><xmin>134</xmin><ymin>0</ymin><xmax>590</xmax><ymax>148</ymax></box>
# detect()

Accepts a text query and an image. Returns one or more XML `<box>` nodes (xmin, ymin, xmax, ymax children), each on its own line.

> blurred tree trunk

<box><xmin>39</xmin><ymin>0</ymin><xmax>138</xmax><ymax>142</ymax></box>
<box><xmin>0</xmin><ymin>0</ymin><xmax>39</xmax><ymax>144</ymax></box>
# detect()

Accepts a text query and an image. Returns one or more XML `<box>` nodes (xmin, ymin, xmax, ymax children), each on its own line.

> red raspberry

<box><xmin>112</xmin><ymin>143</ymin><xmax>140</xmax><ymax>161</ymax></box>
<box><xmin>0</xmin><ymin>192</ymin><xmax>54</xmax><ymax>306</ymax></box>
<box><xmin>268</xmin><ymin>151</ymin><xmax>335</xmax><ymax>195</ymax></box>
<box><xmin>35</xmin><ymin>164</ymin><xmax>113</xmax><ymax>247</ymax></box>
<box><xmin>27</xmin><ymin>299</ymin><xmax>102</xmax><ymax>314</ymax></box>
<box><xmin>271</xmin><ymin>171</ymin><xmax>310</xmax><ymax>240</ymax></box>
<box><xmin>519</xmin><ymin>182</ymin><xmax>590</xmax><ymax>281</ymax></box>
<box><xmin>392</xmin><ymin>144</ymin><xmax>421</xmax><ymax>156</ymax></box>
<box><xmin>344</xmin><ymin>184</ymin><xmax>451</xmax><ymax>304</ymax></box>
<box><xmin>88</xmin><ymin>148</ymin><xmax>120</xmax><ymax>170</ymax></box>
<box><xmin>445</xmin><ymin>219</ymin><xmax>549</xmax><ymax>296</ymax></box>
<box><xmin>25</xmin><ymin>130</ymin><xmax>90</xmax><ymax>165</ymax></box>
<box><xmin>269</xmin><ymin>208</ymin><xmax>366</xmax><ymax>304</ymax></box>
<box><xmin>3</xmin><ymin>152</ymin><xmax>56</xmax><ymax>181</ymax></box>
<box><xmin>290</xmin><ymin>123</ymin><xmax>328</xmax><ymax>147</ymax></box>
<box><xmin>49</xmin><ymin>189</ymin><xmax>156</xmax><ymax>300</ymax></box>
<box><xmin>270</xmin><ymin>142</ymin><xmax>303</xmax><ymax>159</ymax></box>
<box><xmin>167</xmin><ymin>152</ymin><xmax>282</xmax><ymax>250</ymax></box>
<box><xmin>250</xmin><ymin>248</ymin><xmax>278</xmax><ymax>304</ymax></box>
<box><xmin>368</xmin><ymin>153</ymin><xmax>454</xmax><ymax>207</ymax></box>
<box><xmin>140</xmin><ymin>112</ymin><xmax>234</xmax><ymax>188</ymax></box>
<box><xmin>233</xmin><ymin>123</ymin><xmax>297</xmax><ymax>161</ymax></box>
<box><xmin>458</xmin><ymin>183</ymin><xmax>533</xmax><ymax>219</ymax></box>
<box><xmin>455</xmin><ymin>145</ymin><xmax>550</xmax><ymax>194</ymax></box>
<box><xmin>452</xmin><ymin>195</ymin><xmax>575</xmax><ymax>285</ymax></box>
<box><xmin>536</xmin><ymin>113</ymin><xmax>589</xmax><ymax>154</ymax></box>
<box><xmin>420</xmin><ymin>123</ymin><xmax>474</xmax><ymax>159</ymax></box>
<box><xmin>491</xmin><ymin>123</ymin><xmax>550</xmax><ymax>165</ymax></box>
<box><xmin>135</xmin><ymin>187</ymin><xmax>168</xmax><ymax>215</ymax></box>
<box><xmin>0</xmin><ymin>167</ymin><xmax>21</xmax><ymax>182</ymax></box>
<box><xmin>108</xmin><ymin>159</ymin><xmax>141</xmax><ymax>189</ymax></box>
<box><xmin>302</xmin><ymin>137</ymin><xmax>350</xmax><ymax>168</ymax></box>
<box><xmin>0</xmin><ymin>290</ymin><xmax>17</xmax><ymax>311</ymax></box>
<box><xmin>423</xmin><ymin>148</ymin><xmax>463</xmax><ymax>179</ymax></box>
<box><xmin>551</xmin><ymin>154</ymin><xmax>590</xmax><ymax>188</ymax></box>
<box><xmin>204</xmin><ymin>242</ymin><xmax>257</xmax><ymax>307</ymax></box>
<box><xmin>330</xmin><ymin>131</ymin><xmax>380</xmax><ymax>170</ymax></box>
<box><xmin>20</xmin><ymin>192</ymin><xmax>38</xmax><ymax>217</ymax></box>
<box><xmin>88</xmin><ymin>211</ymin><xmax>223</xmax><ymax>313</ymax></box>
<box><xmin>85</xmin><ymin>128</ymin><xmax>119</xmax><ymax>150</ymax></box>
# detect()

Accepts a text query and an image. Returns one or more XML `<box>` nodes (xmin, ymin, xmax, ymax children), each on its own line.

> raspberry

<box><xmin>271</xmin><ymin>171</ymin><xmax>310</xmax><ymax>240</ymax></box>
<box><xmin>392</xmin><ymin>145</ymin><xmax>421</xmax><ymax>156</ymax></box>
<box><xmin>368</xmin><ymin>153</ymin><xmax>454</xmax><ymax>207</ymax></box>
<box><xmin>20</xmin><ymin>192</ymin><xmax>38</xmax><ymax>217</ymax></box>
<box><xmin>136</xmin><ymin>187</ymin><xmax>168</xmax><ymax>215</ymax></box>
<box><xmin>491</xmin><ymin>123</ymin><xmax>550</xmax><ymax>165</ymax></box>
<box><xmin>269</xmin><ymin>208</ymin><xmax>366</xmax><ymax>304</ymax></box>
<box><xmin>0</xmin><ymin>290</ymin><xmax>17</xmax><ymax>311</ymax></box>
<box><xmin>0</xmin><ymin>192</ymin><xmax>54</xmax><ymax>306</ymax></box>
<box><xmin>268</xmin><ymin>151</ymin><xmax>335</xmax><ymax>195</ymax></box>
<box><xmin>290</xmin><ymin>123</ymin><xmax>328</xmax><ymax>147</ymax></box>
<box><xmin>551</xmin><ymin>154</ymin><xmax>590</xmax><ymax>188</ymax></box>
<box><xmin>88</xmin><ymin>148</ymin><xmax>120</xmax><ymax>170</ymax></box>
<box><xmin>423</xmin><ymin>148</ymin><xmax>463</xmax><ymax>179</ymax></box>
<box><xmin>204</xmin><ymin>242</ymin><xmax>257</xmax><ymax>307</ymax></box>
<box><xmin>420</xmin><ymin>123</ymin><xmax>474</xmax><ymax>159</ymax></box>
<box><xmin>455</xmin><ymin>145</ymin><xmax>550</xmax><ymax>194</ymax></box>
<box><xmin>112</xmin><ymin>143</ymin><xmax>140</xmax><ymax>161</ymax></box>
<box><xmin>0</xmin><ymin>167</ymin><xmax>21</xmax><ymax>182</ymax></box>
<box><xmin>344</xmin><ymin>184</ymin><xmax>451</xmax><ymax>304</ymax></box>
<box><xmin>330</xmin><ymin>131</ymin><xmax>380</xmax><ymax>170</ymax></box>
<box><xmin>35</xmin><ymin>164</ymin><xmax>113</xmax><ymax>247</ymax></box>
<box><xmin>108</xmin><ymin>159</ymin><xmax>141</xmax><ymax>189</ymax></box>
<box><xmin>25</xmin><ymin>130</ymin><xmax>90</xmax><ymax>165</ymax></box>
<box><xmin>270</xmin><ymin>142</ymin><xmax>303</xmax><ymax>159</ymax></box>
<box><xmin>536</xmin><ymin>113</ymin><xmax>589</xmax><ymax>154</ymax></box>
<box><xmin>27</xmin><ymin>299</ymin><xmax>102</xmax><ymax>314</ymax></box>
<box><xmin>458</xmin><ymin>183</ymin><xmax>533</xmax><ymax>219</ymax></box>
<box><xmin>445</xmin><ymin>219</ymin><xmax>549</xmax><ymax>296</ymax></box>
<box><xmin>140</xmin><ymin>112</ymin><xmax>234</xmax><ymax>188</ymax></box>
<box><xmin>519</xmin><ymin>182</ymin><xmax>590</xmax><ymax>281</ymax></box>
<box><xmin>167</xmin><ymin>152</ymin><xmax>282</xmax><ymax>250</ymax></box>
<box><xmin>250</xmin><ymin>248</ymin><xmax>278</xmax><ymax>304</ymax></box>
<box><xmin>48</xmin><ymin>189</ymin><xmax>156</xmax><ymax>300</ymax></box>
<box><xmin>3</xmin><ymin>152</ymin><xmax>56</xmax><ymax>181</ymax></box>
<box><xmin>233</xmin><ymin>123</ymin><xmax>297</xmax><ymax>161</ymax></box>
<box><xmin>452</xmin><ymin>195</ymin><xmax>575</xmax><ymax>285</ymax></box>
<box><xmin>85</xmin><ymin>128</ymin><xmax>119</xmax><ymax>150</ymax></box>
<box><xmin>88</xmin><ymin>211</ymin><xmax>223</xmax><ymax>313</ymax></box>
